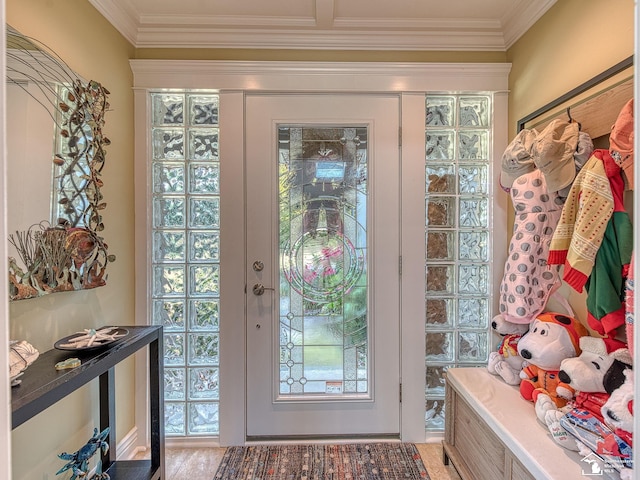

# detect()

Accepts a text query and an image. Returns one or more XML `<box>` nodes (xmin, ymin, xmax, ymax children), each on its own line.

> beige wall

<box><xmin>7</xmin><ymin>1</ymin><xmax>135</xmax><ymax>478</ymax></box>
<box><xmin>507</xmin><ymin>0</ymin><xmax>635</xmax><ymax>139</ymax></box>
<box><xmin>134</xmin><ymin>47</ymin><xmax>506</xmax><ymax>63</ymax></box>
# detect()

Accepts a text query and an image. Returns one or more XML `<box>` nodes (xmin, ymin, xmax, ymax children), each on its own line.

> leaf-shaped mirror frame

<box><xmin>6</xmin><ymin>26</ymin><xmax>115</xmax><ymax>301</ymax></box>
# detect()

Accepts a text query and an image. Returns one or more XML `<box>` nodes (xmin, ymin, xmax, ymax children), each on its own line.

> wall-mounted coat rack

<box><xmin>518</xmin><ymin>56</ymin><xmax>633</xmax><ymax>141</ymax></box>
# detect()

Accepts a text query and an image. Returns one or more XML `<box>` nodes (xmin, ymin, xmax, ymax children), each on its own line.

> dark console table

<box><xmin>12</xmin><ymin>325</ymin><xmax>164</xmax><ymax>480</ymax></box>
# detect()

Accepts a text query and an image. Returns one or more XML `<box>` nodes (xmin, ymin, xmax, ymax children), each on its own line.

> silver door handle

<box><xmin>252</xmin><ymin>283</ymin><xmax>275</xmax><ymax>296</ymax></box>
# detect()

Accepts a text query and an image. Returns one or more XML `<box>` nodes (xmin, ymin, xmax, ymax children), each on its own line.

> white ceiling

<box><xmin>89</xmin><ymin>0</ymin><xmax>556</xmax><ymax>51</ymax></box>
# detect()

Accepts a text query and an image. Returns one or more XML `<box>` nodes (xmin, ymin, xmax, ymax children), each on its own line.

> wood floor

<box><xmin>142</xmin><ymin>443</ymin><xmax>462</xmax><ymax>479</ymax></box>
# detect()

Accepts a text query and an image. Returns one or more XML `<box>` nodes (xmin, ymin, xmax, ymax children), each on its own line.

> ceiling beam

<box><xmin>315</xmin><ymin>0</ymin><xmax>335</xmax><ymax>29</ymax></box>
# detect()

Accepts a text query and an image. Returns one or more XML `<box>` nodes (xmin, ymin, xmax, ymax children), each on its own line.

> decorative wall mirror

<box><xmin>6</xmin><ymin>26</ymin><xmax>114</xmax><ymax>301</ymax></box>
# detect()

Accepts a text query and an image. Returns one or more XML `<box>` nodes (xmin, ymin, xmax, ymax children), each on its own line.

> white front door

<box><xmin>245</xmin><ymin>94</ymin><xmax>401</xmax><ymax>438</ymax></box>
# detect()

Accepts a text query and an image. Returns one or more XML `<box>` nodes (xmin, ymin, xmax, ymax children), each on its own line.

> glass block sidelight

<box><xmin>165</xmin><ymin>368</ymin><xmax>186</xmax><ymax>400</ymax></box>
<box><xmin>150</xmin><ymin>92</ymin><xmax>220</xmax><ymax>436</ymax></box>
<box><xmin>165</xmin><ymin>402</ymin><xmax>186</xmax><ymax>435</ymax></box>
<box><xmin>424</xmin><ymin>94</ymin><xmax>492</xmax><ymax>432</ymax></box>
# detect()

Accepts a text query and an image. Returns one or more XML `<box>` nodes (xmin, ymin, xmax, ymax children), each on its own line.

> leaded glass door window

<box><xmin>245</xmin><ymin>94</ymin><xmax>401</xmax><ymax>438</ymax></box>
<box><xmin>278</xmin><ymin>125</ymin><xmax>368</xmax><ymax>396</ymax></box>
<box><xmin>150</xmin><ymin>92</ymin><xmax>220</xmax><ymax>436</ymax></box>
<box><xmin>424</xmin><ymin>94</ymin><xmax>493</xmax><ymax>431</ymax></box>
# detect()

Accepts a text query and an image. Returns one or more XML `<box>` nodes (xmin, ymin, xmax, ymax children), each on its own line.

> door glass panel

<box><xmin>278</xmin><ymin>126</ymin><xmax>368</xmax><ymax>397</ymax></box>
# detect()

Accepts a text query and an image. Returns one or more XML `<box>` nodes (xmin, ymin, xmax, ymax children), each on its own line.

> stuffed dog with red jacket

<box><xmin>517</xmin><ymin>312</ymin><xmax>589</xmax><ymax>422</ymax></box>
<box><xmin>556</xmin><ymin>336</ymin><xmax>631</xmax><ymax>404</ymax></box>
<box><xmin>487</xmin><ymin>314</ymin><xmax>529</xmax><ymax>385</ymax></box>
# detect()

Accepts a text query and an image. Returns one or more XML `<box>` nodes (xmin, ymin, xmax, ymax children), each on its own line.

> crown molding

<box><xmin>140</xmin><ymin>14</ymin><xmax>317</xmax><ymax>28</ymax></box>
<box><xmin>134</xmin><ymin>28</ymin><xmax>507</xmax><ymax>51</ymax></box>
<box><xmin>131</xmin><ymin>14</ymin><xmax>507</xmax><ymax>50</ymax></box>
<box><xmin>89</xmin><ymin>0</ymin><xmax>139</xmax><ymax>46</ymax></box>
<box><xmin>331</xmin><ymin>17</ymin><xmax>501</xmax><ymax>30</ymax></box>
<box><xmin>91</xmin><ymin>0</ymin><xmax>556</xmax><ymax>51</ymax></box>
<box><xmin>502</xmin><ymin>0</ymin><xmax>557</xmax><ymax>49</ymax></box>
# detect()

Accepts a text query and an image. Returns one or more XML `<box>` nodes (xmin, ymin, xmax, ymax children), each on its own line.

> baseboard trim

<box><xmin>118</xmin><ymin>427</ymin><xmax>140</xmax><ymax>460</ymax></box>
<box><xmin>166</xmin><ymin>436</ymin><xmax>222</xmax><ymax>448</ymax></box>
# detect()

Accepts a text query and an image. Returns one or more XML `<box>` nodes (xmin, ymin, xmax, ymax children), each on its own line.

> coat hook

<box><xmin>566</xmin><ymin>107</ymin><xmax>581</xmax><ymax>130</ymax></box>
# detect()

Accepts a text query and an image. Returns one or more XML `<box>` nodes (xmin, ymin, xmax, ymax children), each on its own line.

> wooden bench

<box><xmin>443</xmin><ymin>367</ymin><xmax>588</xmax><ymax>480</ymax></box>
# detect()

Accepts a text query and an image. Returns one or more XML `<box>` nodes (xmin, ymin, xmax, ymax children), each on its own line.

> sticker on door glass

<box><xmin>326</xmin><ymin>381</ymin><xmax>343</xmax><ymax>394</ymax></box>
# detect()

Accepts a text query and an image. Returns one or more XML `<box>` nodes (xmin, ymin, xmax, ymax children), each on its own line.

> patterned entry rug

<box><xmin>213</xmin><ymin>443</ymin><xmax>430</xmax><ymax>480</ymax></box>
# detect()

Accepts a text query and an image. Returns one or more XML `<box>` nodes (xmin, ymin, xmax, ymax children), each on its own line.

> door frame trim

<box><xmin>131</xmin><ymin>60</ymin><xmax>511</xmax><ymax>446</ymax></box>
<box><xmin>130</xmin><ymin>60</ymin><xmax>511</xmax><ymax>92</ymax></box>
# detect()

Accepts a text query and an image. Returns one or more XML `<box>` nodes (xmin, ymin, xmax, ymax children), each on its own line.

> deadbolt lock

<box><xmin>252</xmin><ymin>261</ymin><xmax>264</xmax><ymax>272</ymax></box>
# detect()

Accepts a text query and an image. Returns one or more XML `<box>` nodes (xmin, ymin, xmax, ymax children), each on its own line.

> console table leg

<box><xmin>150</xmin><ymin>336</ymin><xmax>165</xmax><ymax>478</ymax></box>
<box><xmin>99</xmin><ymin>367</ymin><xmax>117</xmax><ymax>470</ymax></box>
